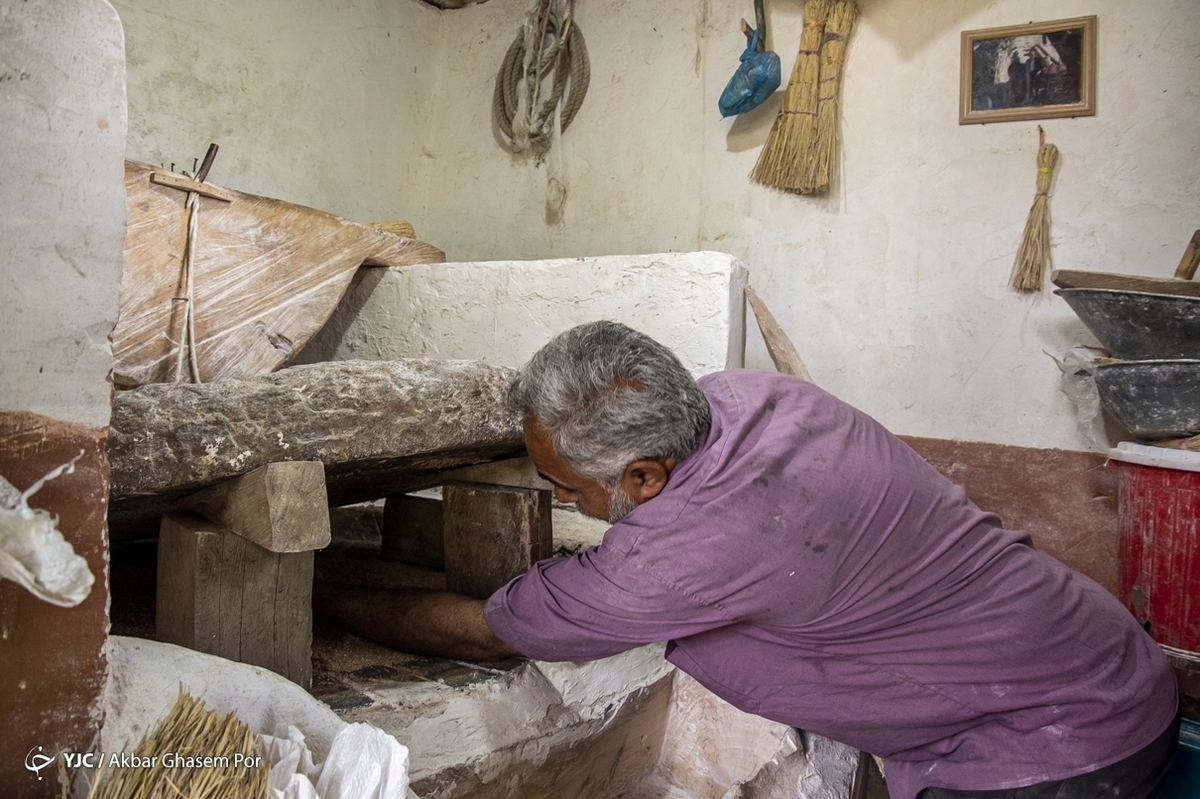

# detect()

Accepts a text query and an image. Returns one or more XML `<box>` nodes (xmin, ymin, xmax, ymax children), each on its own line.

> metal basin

<box><xmin>1093</xmin><ymin>359</ymin><xmax>1200</xmax><ymax>439</ymax></box>
<box><xmin>1055</xmin><ymin>288</ymin><xmax>1200</xmax><ymax>360</ymax></box>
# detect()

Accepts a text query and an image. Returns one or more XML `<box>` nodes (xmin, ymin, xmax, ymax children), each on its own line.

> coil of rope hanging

<box><xmin>492</xmin><ymin>0</ymin><xmax>590</xmax><ymax>158</ymax></box>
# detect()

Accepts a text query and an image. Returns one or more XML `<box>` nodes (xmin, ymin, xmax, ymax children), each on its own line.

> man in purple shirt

<box><xmin>324</xmin><ymin>321</ymin><xmax>1179</xmax><ymax>798</ymax></box>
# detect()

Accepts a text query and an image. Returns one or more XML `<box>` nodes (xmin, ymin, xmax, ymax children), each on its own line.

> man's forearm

<box><xmin>316</xmin><ymin>585</ymin><xmax>521</xmax><ymax>662</ymax></box>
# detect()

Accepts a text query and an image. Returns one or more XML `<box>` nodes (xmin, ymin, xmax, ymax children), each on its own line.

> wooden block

<box><xmin>442</xmin><ymin>482</ymin><xmax>553</xmax><ymax>600</ymax></box>
<box><xmin>183</xmin><ymin>461</ymin><xmax>331</xmax><ymax>552</ymax></box>
<box><xmin>156</xmin><ymin>512</ymin><xmax>313</xmax><ymax>686</ymax></box>
<box><xmin>381</xmin><ymin>494</ymin><xmax>445</xmax><ymax>568</ymax></box>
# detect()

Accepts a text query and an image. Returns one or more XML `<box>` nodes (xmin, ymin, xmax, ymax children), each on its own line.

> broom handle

<box><xmin>754</xmin><ymin>0</ymin><xmax>766</xmax><ymax>51</ymax></box>
<box><xmin>1175</xmin><ymin>229</ymin><xmax>1200</xmax><ymax>281</ymax></box>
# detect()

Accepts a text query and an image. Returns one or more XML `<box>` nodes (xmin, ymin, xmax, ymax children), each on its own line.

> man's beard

<box><xmin>605</xmin><ymin>485</ymin><xmax>639</xmax><ymax>523</ymax></box>
<box><xmin>575</xmin><ymin>485</ymin><xmax>639</xmax><ymax>523</ymax></box>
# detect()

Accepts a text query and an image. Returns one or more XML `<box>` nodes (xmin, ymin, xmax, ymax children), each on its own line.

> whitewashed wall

<box><xmin>114</xmin><ymin>0</ymin><xmax>1200</xmax><ymax>451</ymax></box>
<box><xmin>111</xmin><ymin>0</ymin><xmax>442</xmax><ymax>224</ymax></box>
<box><xmin>0</xmin><ymin>0</ymin><xmax>126</xmax><ymax>425</ymax></box>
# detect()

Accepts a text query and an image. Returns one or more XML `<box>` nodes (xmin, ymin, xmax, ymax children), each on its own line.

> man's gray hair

<box><xmin>509</xmin><ymin>321</ymin><xmax>712</xmax><ymax>485</ymax></box>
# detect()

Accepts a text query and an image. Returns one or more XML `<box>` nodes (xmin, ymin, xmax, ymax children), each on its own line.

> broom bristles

<box><xmin>79</xmin><ymin>689</ymin><xmax>269</xmax><ymax>799</ymax></box>
<box><xmin>804</xmin><ymin>0</ymin><xmax>857</xmax><ymax>193</ymax></box>
<box><xmin>751</xmin><ymin>0</ymin><xmax>832</xmax><ymax>190</ymax></box>
<box><xmin>1010</xmin><ymin>138</ymin><xmax>1060</xmax><ymax>292</ymax></box>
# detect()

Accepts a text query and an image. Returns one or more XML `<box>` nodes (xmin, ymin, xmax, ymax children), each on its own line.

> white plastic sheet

<box><xmin>264</xmin><ymin>723</ymin><xmax>411</xmax><ymax>799</ymax></box>
<box><xmin>0</xmin><ymin>455</ymin><xmax>94</xmax><ymax>607</ymax></box>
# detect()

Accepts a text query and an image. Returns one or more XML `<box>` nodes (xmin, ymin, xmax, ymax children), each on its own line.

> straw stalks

<box><xmin>751</xmin><ymin>0</ymin><xmax>831</xmax><ymax>191</ymax></box>
<box><xmin>1010</xmin><ymin>127</ymin><xmax>1060</xmax><ymax>292</ymax></box>
<box><xmin>81</xmin><ymin>690</ymin><xmax>268</xmax><ymax>799</ymax></box>
<box><xmin>805</xmin><ymin>0</ymin><xmax>858</xmax><ymax>193</ymax></box>
<box><xmin>751</xmin><ymin>0</ymin><xmax>858</xmax><ymax>194</ymax></box>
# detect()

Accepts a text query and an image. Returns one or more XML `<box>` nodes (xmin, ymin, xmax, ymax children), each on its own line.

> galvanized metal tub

<box><xmin>1093</xmin><ymin>359</ymin><xmax>1200</xmax><ymax>439</ymax></box>
<box><xmin>1055</xmin><ymin>288</ymin><xmax>1200</xmax><ymax>360</ymax></box>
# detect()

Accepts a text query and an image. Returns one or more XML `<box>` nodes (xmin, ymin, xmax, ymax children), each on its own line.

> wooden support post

<box><xmin>442</xmin><ymin>482</ymin><xmax>553</xmax><ymax>599</ymax></box>
<box><xmin>380</xmin><ymin>493</ymin><xmax>445</xmax><ymax>568</ymax></box>
<box><xmin>183</xmin><ymin>461</ymin><xmax>331</xmax><ymax>552</ymax></box>
<box><xmin>157</xmin><ymin>512</ymin><xmax>313</xmax><ymax>687</ymax></box>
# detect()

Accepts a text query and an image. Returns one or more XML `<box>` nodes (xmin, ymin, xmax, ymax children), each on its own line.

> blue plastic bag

<box><xmin>718</xmin><ymin>31</ymin><xmax>781</xmax><ymax>118</ymax></box>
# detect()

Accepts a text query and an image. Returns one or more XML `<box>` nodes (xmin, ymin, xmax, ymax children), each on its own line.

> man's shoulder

<box><xmin>697</xmin><ymin>370</ymin><xmax>830</xmax><ymax>417</ymax></box>
<box><xmin>698</xmin><ymin>368</ymin><xmax>819</xmax><ymax>394</ymax></box>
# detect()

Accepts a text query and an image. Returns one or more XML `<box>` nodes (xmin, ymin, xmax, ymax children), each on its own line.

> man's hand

<box><xmin>314</xmin><ymin>584</ymin><xmax>521</xmax><ymax>662</ymax></box>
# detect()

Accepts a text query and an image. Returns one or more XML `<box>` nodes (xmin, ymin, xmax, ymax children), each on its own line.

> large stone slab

<box><xmin>299</xmin><ymin>251</ymin><xmax>748</xmax><ymax>377</ymax></box>
<box><xmin>108</xmin><ymin>359</ymin><xmax>524</xmax><ymax>530</ymax></box>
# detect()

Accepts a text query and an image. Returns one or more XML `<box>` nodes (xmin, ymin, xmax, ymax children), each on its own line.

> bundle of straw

<box><xmin>1010</xmin><ymin>127</ymin><xmax>1060</xmax><ymax>292</ymax></box>
<box><xmin>81</xmin><ymin>690</ymin><xmax>268</xmax><ymax>799</ymax></box>
<box><xmin>804</xmin><ymin>0</ymin><xmax>858</xmax><ymax>193</ymax></box>
<box><xmin>751</xmin><ymin>0</ymin><xmax>831</xmax><ymax>191</ymax></box>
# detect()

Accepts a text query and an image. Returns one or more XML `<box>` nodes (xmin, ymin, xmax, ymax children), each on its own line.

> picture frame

<box><xmin>959</xmin><ymin>16</ymin><xmax>1097</xmax><ymax>125</ymax></box>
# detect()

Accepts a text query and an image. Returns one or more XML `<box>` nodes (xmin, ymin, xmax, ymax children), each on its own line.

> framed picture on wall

<box><xmin>959</xmin><ymin>16</ymin><xmax>1097</xmax><ymax>125</ymax></box>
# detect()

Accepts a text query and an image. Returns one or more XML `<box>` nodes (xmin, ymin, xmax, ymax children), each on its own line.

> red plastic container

<box><xmin>1108</xmin><ymin>443</ymin><xmax>1200</xmax><ymax>651</ymax></box>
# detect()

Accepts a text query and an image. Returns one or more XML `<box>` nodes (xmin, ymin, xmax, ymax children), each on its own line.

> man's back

<box><xmin>486</xmin><ymin>369</ymin><xmax>1178</xmax><ymax>798</ymax></box>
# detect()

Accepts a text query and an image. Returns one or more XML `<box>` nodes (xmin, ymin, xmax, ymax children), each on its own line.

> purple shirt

<box><xmin>485</xmin><ymin>370</ymin><xmax>1177</xmax><ymax>798</ymax></box>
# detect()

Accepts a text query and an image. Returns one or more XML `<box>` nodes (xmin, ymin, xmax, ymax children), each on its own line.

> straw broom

<box><xmin>803</xmin><ymin>0</ymin><xmax>858</xmax><ymax>193</ymax></box>
<box><xmin>78</xmin><ymin>690</ymin><xmax>269</xmax><ymax>799</ymax></box>
<box><xmin>751</xmin><ymin>0</ymin><xmax>831</xmax><ymax>190</ymax></box>
<box><xmin>1009</xmin><ymin>126</ymin><xmax>1060</xmax><ymax>292</ymax></box>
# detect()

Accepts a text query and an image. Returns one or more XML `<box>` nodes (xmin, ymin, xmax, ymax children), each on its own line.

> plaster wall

<box><xmin>110</xmin><ymin>0</ymin><xmax>442</xmax><ymax>224</ymax></box>
<box><xmin>1</xmin><ymin>0</ymin><xmax>126</xmax><ymax>427</ymax></box>
<box><xmin>0</xmin><ymin>1</ymin><xmax>126</xmax><ymax>795</ymax></box>
<box><xmin>419</xmin><ymin>0</ymin><xmax>1200</xmax><ymax>450</ymax></box>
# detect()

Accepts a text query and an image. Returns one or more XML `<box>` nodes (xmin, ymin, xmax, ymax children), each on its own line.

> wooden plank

<box><xmin>191</xmin><ymin>518</ymin><xmax>224</xmax><ymax>653</ymax></box>
<box><xmin>442</xmin><ymin>482</ymin><xmax>553</xmax><ymax>600</ymax></box>
<box><xmin>156</xmin><ymin>511</ymin><xmax>312</xmax><ymax>685</ymax></box>
<box><xmin>112</xmin><ymin>160</ymin><xmax>446</xmax><ymax>387</ymax></box>
<box><xmin>216</xmin><ymin>529</ymin><xmax>247</xmax><ymax>660</ymax></box>
<box><xmin>238</xmin><ymin>537</ymin><xmax>279</xmax><ymax>672</ymax></box>
<box><xmin>156</xmin><ymin>513</ymin><xmax>200</xmax><ymax>648</ymax></box>
<box><xmin>149</xmin><ymin>169</ymin><xmax>235</xmax><ymax>202</ymax></box>
<box><xmin>745</xmin><ymin>285</ymin><xmax>813</xmax><ymax>381</ymax></box>
<box><xmin>276</xmin><ymin>551</ymin><xmax>314</xmax><ymax>688</ymax></box>
<box><xmin>183</xmin><ymin>461</ymin><xmax>331</xmax><ymax>552</ymax></box>
<box><xmin>381</xmin><ymin>494</ymin><xmax>445</xmax><ymax>567</ymax></box>
<box><xmin>1051</xmin><ymin>269</ymin><xmax>1200</xmax><ymax>298</ymax></box>
<box><xmin>157</xmin><ymin>513</ymin><xmax>226</xmax><ymax>653</ymax></box>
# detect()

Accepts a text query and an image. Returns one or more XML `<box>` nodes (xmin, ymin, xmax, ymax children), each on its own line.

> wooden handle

<box><xmin>195</xmin><ymin>142</ymin><xmax>219</xmax><ymax>183</ymax></box>
<box><xmin>1175</xmin><ymin>229</ymin><xmax>1200</xmax><ymax>281</ymax></box>
<box><xmin>745</xmin><ymin>285</ymin><xmax>813</xmax><ymax>382</ymax></box>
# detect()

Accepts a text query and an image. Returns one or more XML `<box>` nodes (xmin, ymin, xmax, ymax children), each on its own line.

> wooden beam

<box><xmin>380</xmin><ymin>493</ymin><xmax>445</xmax><ymax>568</ymax></box>
<box><xmin>149</xmin><ymin>169</ymin><xmax>236</xmax><ymax>202</ymax></box>
<box><xmin>745</xmin><ymin>285</ymin><xmax>813</xmax><ymax>381</ymax></box>
<box><xmin>1051</xmin><ymin>269</ymin><xmax>1200</xmax><ymax>298</ymax></box>
<box><xmin>156</xmin><ymin>512</ymin><xmax>313</xmax><ymax>686</ymax></box>
<box><xmin>182</xmin><ymin>461</ymin><xmax>331</xmax><ymax>553</ymax></box>
<box><xmin>442</xmin><ymin>482</ymin><xmax>553</xmax><ymax>600</ymax></box>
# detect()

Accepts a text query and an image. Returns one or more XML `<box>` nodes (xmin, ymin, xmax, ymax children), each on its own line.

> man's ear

<box><xmin>620</xmin><ymin>457</ymin><xmax>676</xmax><ymax>504</ymax></box>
